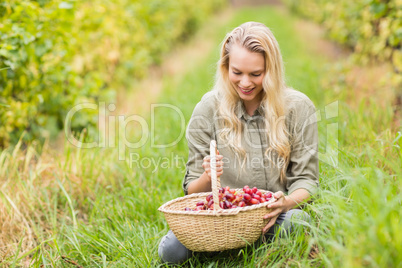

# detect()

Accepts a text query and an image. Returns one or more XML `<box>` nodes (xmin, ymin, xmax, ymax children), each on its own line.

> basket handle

<box><xmin>210</xmin><ymin>140</ymin><xmax>222</xmax><ymax>211</ymax></box>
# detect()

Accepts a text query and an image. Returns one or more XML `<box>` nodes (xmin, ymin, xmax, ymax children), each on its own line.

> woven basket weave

<box><xmin>158</xmin><ymin>140</ymin><xmax>275</xmax><ymax>252</ymax></box>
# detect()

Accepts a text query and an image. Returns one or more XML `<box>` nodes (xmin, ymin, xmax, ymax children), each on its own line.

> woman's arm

<box><xmin>281</xmin><ymin>188</ymin><xmax>311</xmax><ymax>211</ymax></box>
<box><xmin>182</xmin><ymin>92</ymin><xmax>218</xmax><ymax>195</ymax></box>
<box><xmin>261</xmin><ymin>96</ymin><xmax>318</xmax><ymax>233</ymax></box>
<box><xmin>187</xmin><ymin>172</ymin><xmax>211</xmax><ymax>194</ymax></box>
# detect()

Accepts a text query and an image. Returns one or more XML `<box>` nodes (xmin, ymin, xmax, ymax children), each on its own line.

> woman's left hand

<box><xmin>262</xmin><ymin>191</ymin><xmax>288</xmax><ymax>234</ymax></box>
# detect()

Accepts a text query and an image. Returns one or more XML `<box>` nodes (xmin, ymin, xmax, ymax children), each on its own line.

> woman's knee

<box><xmin>288</xmin><ymin>209</ymin><xmax>311</xmax><ymax>222</ymax></box>
<box><xmin>282</xmin><ymin>209</ymin><xmax>311</xmax><ymax>234</ymax></box>
<box><xmin>265</xmin><ymin>209</ymin><xmax>310</xmax><ymax>241</ymax></box>
<box><xmin>158</xmin><ymin>230</ymin><xmax>192</xmax><ymax>264</ymax></box>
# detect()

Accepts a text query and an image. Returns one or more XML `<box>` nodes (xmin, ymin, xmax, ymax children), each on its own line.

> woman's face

<box><xmin>228</xmin><ymin>44</ymin><xmax>265</xmax><ymax>109</ymax></box>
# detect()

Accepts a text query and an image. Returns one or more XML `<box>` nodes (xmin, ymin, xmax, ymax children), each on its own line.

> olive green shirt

<box><xmin>183</xmin><ymin>88</ymin><xmax>319</xmax><ymax>196</ymax></box>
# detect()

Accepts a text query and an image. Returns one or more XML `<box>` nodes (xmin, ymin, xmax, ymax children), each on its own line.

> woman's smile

<box><xmin>238</xmin><ymin>86</ymin><xmax>256</xmax><ymax>94</ymax></box>
<box><xmin>228</xmin><ymin>44</ymin><xmax>265</xmax><ymax>110</ymax></box>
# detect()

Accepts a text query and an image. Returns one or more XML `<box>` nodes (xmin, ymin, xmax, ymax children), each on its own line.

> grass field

<box><xmin>1</xmin><ymin>5</ymin><xmax>401</xmax><ymax>268</ymax></box>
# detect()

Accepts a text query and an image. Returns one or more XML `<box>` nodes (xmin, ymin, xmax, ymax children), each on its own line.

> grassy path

<box><xmin>1</xmin><ymin>4</ymin><xmax>400</xmax><ymax>268</ymax></box>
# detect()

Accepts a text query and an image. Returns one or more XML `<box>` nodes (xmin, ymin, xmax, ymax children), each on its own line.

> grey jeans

<box><xmin>158</xmin><ymin>209</ymin><xmax>310</xmax><ymax>265</ymax></box>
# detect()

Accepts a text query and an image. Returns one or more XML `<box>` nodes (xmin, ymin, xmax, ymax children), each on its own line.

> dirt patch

<box><xmin>231</xmin><ymin>0</ymin><xmax>283</xmax><ymax>7</ymax></box>
<box><xmin>115</xmin><ymin>8</ymin><xmax>233</xmax><ymax>117</ymax></box>
<box><xmin>293</xmin><ymin>18</ymin><xmax>352</xmax><ymax>60</ymax></box>
<box><xmin>343</xmin><ymin>63</ymin><xmax>396</xmax><ymax>108</ymax></box>
<box><xmin>289</xmin><ymin>10</ymin><xmax>400</xmax><ymax>129</ymax></box>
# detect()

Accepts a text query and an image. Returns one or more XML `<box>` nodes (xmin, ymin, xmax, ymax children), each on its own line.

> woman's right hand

<box><xmin>188</xmin><ymin>152</ymin><xmax>224</xmax><ymax>194</ymax></box>
<box><xmin>202</xmin><ymin>152</ymin><xmax>224</xmax><ymax>180</ymax></box>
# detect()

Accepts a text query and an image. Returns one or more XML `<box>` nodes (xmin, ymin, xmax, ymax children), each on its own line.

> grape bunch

<box><xmin>184</xmin><ymin>185</ymin><xmax>273</xmax><ymax>211</ymax></box>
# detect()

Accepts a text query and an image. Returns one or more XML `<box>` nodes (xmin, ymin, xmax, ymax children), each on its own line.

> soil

<box><xmin>286</xmin><ymin>8</ymin><xmax>400</xmax><ymax>130</ymax></box>
<box><xmin>231</xmin><ymin>0</ymin><xmax>283</xmax><ymax>7</ymax></box>
<box><xmin>115</xmin><ymin>8</ymin><xmax>233</xmax><ymax>116</ymax></box>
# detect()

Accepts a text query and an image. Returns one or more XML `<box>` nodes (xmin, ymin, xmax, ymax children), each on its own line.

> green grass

<box><xmin>1</xmin><ymin>5</ymin><xmax>401</xmax><ymax>268</ymax></box>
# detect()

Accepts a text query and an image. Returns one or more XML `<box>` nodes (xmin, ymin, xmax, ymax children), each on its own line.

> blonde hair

<box><xmin>214</xmin><ymin>21</ymin><xmax>291</xmax><ymax>184</ymax></box>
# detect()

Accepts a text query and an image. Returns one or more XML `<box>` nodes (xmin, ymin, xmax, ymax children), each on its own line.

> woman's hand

<box><xmin>262</xmin><ymin>189</ymin><xmax>310</xmax><ymax>233</ymax></box>
<box><xmin>262</xmin><ymin>191</ymin><xmax>288</xmax><ymax>234</ymax></box>
<box><xmin>202</xmin><ymin>152</ymin><xmax>224</xmax><ymax>180</ymax></box>
<box><xmin>187</xmin><ymin>151</ymin><xmax>224</xmax><ymax>194</ymax></box>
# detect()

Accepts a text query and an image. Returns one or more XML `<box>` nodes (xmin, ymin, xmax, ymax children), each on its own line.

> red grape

<box><xmin>196</xmin><ymin>201</ymin><xmax>205</xmax><ymax>207</ymax></box>
<box><xmin>250</xmin><ymin>198</ymin><xmax>259</xmax><ymax>205</ymax></box>
<box><xmin>206</xmin><ymin>193</ymin><xmax>213</xmax><ymax>202</ymax></box>
<box><xmin>225</xmin><ymin>193</ymin><xmax>235</xmax><ymax>201</ymax></box>
<box><xmin>243</xmin><ymin>193</ymin><xmax>252</xmax><ymax>201</ymax></box>
<box><xmin>238</xmin><ymin>201</ymin><xmax>246</xmax><ymax>207</ymax></box>
<box><xmin>252</xmin><ymin>194</ymin><xmax>261</xmax><ymax>200</ymax></box>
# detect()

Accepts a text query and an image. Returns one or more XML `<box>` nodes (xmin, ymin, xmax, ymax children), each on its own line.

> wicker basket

<box><xmin>158</xmin><ymin>140</ymin><xmax>275</xmax><ymax>252</ymax></box>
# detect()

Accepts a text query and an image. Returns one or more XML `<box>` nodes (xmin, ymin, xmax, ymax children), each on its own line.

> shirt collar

<box><xmin>236</xmin><ymin>101</ymin><xmax>264</xmax><ymax>120</ymax></box>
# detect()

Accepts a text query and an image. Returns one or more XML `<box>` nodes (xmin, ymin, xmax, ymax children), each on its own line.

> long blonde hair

<box><xmin>214</xmin><ymin>21</ymin><xmax>291</xmax><ymax>184</ymax></box>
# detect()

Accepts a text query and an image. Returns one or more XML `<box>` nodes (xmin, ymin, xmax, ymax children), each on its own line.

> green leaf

<box><xmin>0</xmin><ymin>103</ymin><xmax>10</xmax><ymax>108</ymax></box>
<box><xmin>369</xmin><ymin>3</ymin><xmax>387</xmax><ymax>18</ymax></box>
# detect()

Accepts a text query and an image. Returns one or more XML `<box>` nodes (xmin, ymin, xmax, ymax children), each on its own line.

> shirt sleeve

<box><xmin>286</xmin><ymin>98</ymin><xmax>319</xmax><ymax>196</ymax></box>
<box><xmin>182</xmin><ymin>95</ymin><xmax>216</xmax><ymax>195</ymax></box>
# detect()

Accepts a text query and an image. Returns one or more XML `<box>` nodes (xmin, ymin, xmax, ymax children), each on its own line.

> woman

<box><xmin>159</xmin><ymin>21</ymin><xmax>319</xmax><ymax>264</ymax></box>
